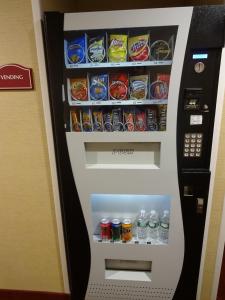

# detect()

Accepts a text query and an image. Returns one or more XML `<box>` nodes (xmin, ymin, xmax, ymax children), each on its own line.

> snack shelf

<box><xmin>69</xmin><ymin>99</ymin><xmax>168</xmax><ymax>106</ymax></box>
<box><xmin>65</xmin><ymin>60</ymin><xmax>173</xmax><ymax>69</ymax></box>
<box><xmin>93</xmin><ymin>235</ymin><xmax>166</xmax><ymax>245</ymax></box>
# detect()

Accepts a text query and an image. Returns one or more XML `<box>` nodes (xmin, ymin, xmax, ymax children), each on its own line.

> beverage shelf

<box><xmin>69</xmin><ymin>99</ymin><xmax>168</xmax><ymax>106</ymax></box>
<box><xmin>93</xmin><ymin>235</ymin><xmax>166</xmax><ymax>245</ymax></box>
<box><xmin>65</xmin><ymin>60</ymin><xmax>173</xmax><ymax>69</ymax></box>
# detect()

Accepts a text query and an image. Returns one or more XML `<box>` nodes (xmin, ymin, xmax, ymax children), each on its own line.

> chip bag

<box><xmin>135</xmin><ymin>108</ymin><xmax>146</xmax><ymax>131</ymax></box>
<box><xmin>82</xmin><ymin>108</ymin><xmax>92</xmax><ymax>132</ymax></box>
<box><xmin>128</xmin><ymin>34</ymin><xmax>150</xmax><ymax>61</ymax></box>
<box><xmin>108</xmin><ymin>34</ymin><xmax>128</xmax><ymax>62</ymax></box>
<box><xmin>109</xmin><ymin>73</ymin><xmax>128</xmax><ymax>100</ymax></box>
<box><xmin>129</xmin><ymin>75</ymin><xmax>148</xmax><ymax>100</ymax></box>
<box><xmin>67</xmin><ymin>34</ymin><xmax>86</xmax><ymax>64</ymax></box>
<box><xmin>92</xmin><ymin>109</ymin><xmax>103</xmax><ymax>131</ymax></box>
<box><xmin>89</xmin><ymin>74</ymin><xmax>108</xmax><ymax>100</ymax></box>
<box><xmin>88</xmin><ymin>35</ymin><xmax>106</xmax><ymax>63</ymax></box>
<box><xmin>70</xmin><ymin>78</ymin><xmax>88</xmax><ymax>101</ymax></box>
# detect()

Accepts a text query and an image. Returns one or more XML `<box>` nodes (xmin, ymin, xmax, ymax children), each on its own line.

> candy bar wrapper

<box><xmin>103</xmin><ymin>109</ymin><xmax>113</xmax><ymax>132</ymax></box>
<box><xmin>71</xmin><ymin>110</ymin><xmax>82</xmax><ymax>132</ymax></box>
<box><xmin>109</xmin><ymin>73</ymin><xmax>128</xmax><ymax>100</ymax></box>
<box><xmin>92</xmin><ymin>109</ymin><xmax>104</xmax><ymax>132</ymax></box>
<box><xmin>123</xmin><ymin>108</ymin><xmax>135</xmax><ymax>131</ymax></box>
<box><xmin>89</xmin><ymin>74</ymin><xmax>108</xmax><ymax>101</ymax></box>
<box><xmin>135</xmin><ymin>108</ymin><xmax>146</xmax><ymax>131</ymax></box>
<box><xmin>82</xmin><ymin>108</ymin><xmax>93</xmax><ymax>132</ymax></box>
<box><xmin>128</xmin><ymin>34</ymin><xmax>150</xmax><ymax>61</ymax></box>
<box><xmin>129</xmin><ymin>75</ymin><xmax>148</xmax><ymax>100</ymax></box>
<box><xmin>70</xmin><ymin>78</ymin><xmax>88</xmax><ymax>101</ymax></box>
<box><xmin>112</xmin><ymin>108</ymin><xmax>123</xmax><ymax>131</ymax></box>
<box><xmin>87</xmin><ymin>35</ymin><xmax>106</xmax><ymax>63</ymax></box>
<box><xmin>158</xmin><ymin>104</ymin><xmax>167</xmax><ymax>131</ymax></box>
<box><xmin>108</xmin><ymin>34</ymin><xmax>128</xmax><ymax>62</ymax></box>
<box><xmin>66</xmin><ymin>34</ymin><xmax>87</xmax><ymax>64</ymax></box>
<box><xmin>146</xmin><ymin>106</ymin><xmax>158</xmax><ymax>131</ymax></box>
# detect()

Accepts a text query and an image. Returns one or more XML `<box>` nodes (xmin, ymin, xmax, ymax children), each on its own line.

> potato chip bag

<box><xmin>109</xmin><ymin>73</ymin><xmax>128</xmax><ymax>100</ymax></box>
<box><xmin>89</xmin><ymin>74</ymin><xmax>108</xmax><ymax>101</ymax></box>
<box><xmin>128</xmin><ymin>34</ymin><xmax>150</xmax><ymax>61</ymax></box>
<box><xmin>88</xmin><ymin>35</ymin><xmax>106</xmax><ymax>63</ymax></box>
<box><xmin>129</xmin><ymin>75</ymin><xmax>148</xmax><ymax>100</ymax></box>
<box><xmin>108</xmin><ymin>34</ymin><xmax>128</xmax><ymax>62</ymax></box>
<box><xmin>70</xmin><ymin>78</ymin><xmax>88</xmax><ymax>101</ymax></box>
<box><xmin>67</xmin><ymin>34</ymin><xmax>86</xmax><ymax>64</ymax></box>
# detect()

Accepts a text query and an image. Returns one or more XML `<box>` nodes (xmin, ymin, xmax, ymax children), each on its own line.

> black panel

<box><xmin>43</xmin><ymin>12</ymin><xmax>91</xmax><ymax>300</ymax></box>
<box><xmin>189</xmin><ymin>5</ymin><xmax>225</xmax><ymax>48</ymax></box>
<box><xmin>175</xmin><ymin>5</ymin><xmax>224</xmax><ymax>300</ymax></box>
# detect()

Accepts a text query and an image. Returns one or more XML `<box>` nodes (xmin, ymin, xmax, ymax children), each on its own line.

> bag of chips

<box><xmin>158</xmin><ymin>104</ymin><xmax>167</xmax><ymax>131</ymax></box>
<box><xmin>129</xmin><ymin>75</ymin><xmax>148</xmax><ymax>100</ymax></box>
<box><xmin>128</xmin><ymin>34</ymin><xmax>150</xmax><ymax>61</ymax></box>
<box><xmin>109</xmin><ymin>73</ymin><xmax>128</xmax><ymax>100</ymax></box>
<box><xmin>108</xmin><ymin>34</ymin><xmax>128</xmax><ymax>62</ymax></box>
<box><xmin>89</xmin><ymin>74</ymin><xmax>108</xmax><ymax>100</ymax></box>
<box><xmin>88</xmin><ymin>35</ymin><xmax>106</xmax><ymax>63</ymax></box>
<box><xmin>67</xmin><ymin>34</ymin><xmax>87</xmax><ymax>64</ymax></box>
<box><xmin>70</xmin><ymin>78</ymin><xmax>88</xmax><ymax>101</ymax></box>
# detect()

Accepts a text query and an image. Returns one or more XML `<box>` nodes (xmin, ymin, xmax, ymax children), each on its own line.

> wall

<box><xmin>0</xmin><ymin>0</ymin><xmax>64</xmax><ymax>292</ymax></box>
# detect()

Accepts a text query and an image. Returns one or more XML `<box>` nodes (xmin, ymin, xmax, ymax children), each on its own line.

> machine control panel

<box><xmin>183</xmin><ymin>133</ymin><xmax>203</xmax><ymax>158</ymax></box>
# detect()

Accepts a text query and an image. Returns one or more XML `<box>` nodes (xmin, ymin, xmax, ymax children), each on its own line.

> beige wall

<box><xmin>0</xmin><ymin>0</ymin><xmax>64</xmax><ymax>292</ymax></box>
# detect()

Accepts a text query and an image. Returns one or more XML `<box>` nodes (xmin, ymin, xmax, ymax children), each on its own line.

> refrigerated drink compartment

<box><xmin>105</xmin><ymin>259</ymin><xmax>152</xmax><ymax>282</ymax></box>
<box><xmin>85</xmin><ymin>142</ymin><xmax>160</xmax><ymax>169</ymax></box>
<box><xmin>91</xmin><ymin>194</ymin><xmax>171</xmax><ymax>245</ymax></box>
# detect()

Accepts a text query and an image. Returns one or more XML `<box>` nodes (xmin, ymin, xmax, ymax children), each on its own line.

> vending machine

<box><xmin>42</xmin><ymin>5</ymin><xmax>225</xmax><ymax>300</ymax></box>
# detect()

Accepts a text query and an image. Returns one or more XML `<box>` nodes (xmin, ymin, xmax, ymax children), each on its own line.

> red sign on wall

<box><xmin>0</xmin><ymin>64</ymin><xmax>33</xmax><ymax>90</ymax></box>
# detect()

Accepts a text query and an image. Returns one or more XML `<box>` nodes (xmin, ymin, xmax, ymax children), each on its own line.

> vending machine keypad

<box><xmin>183</xmin><ymin>133</ymin><xmax>203</xmax><ymax>157</ymax></box>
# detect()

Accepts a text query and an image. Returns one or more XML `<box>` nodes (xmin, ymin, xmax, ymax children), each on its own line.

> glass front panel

<box><xmin>64</xmin><ymin>26</ymin><xmax>178</xmax><ymax>132</ymax></box>
<box><xmin>90</xmin><ymin>194</ymin><xmax>171</xmax><ymax>245</ymax></box>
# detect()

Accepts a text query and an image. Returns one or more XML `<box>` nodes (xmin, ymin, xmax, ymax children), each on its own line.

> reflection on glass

<box><xmin>90</xmin><ymin>194</ymin><xmax>171</xmax><ymax>245</ymax></box>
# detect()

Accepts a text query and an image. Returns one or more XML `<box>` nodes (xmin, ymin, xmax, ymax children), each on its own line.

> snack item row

<box><xmin>69</xmin><ymin>73</ymin><xmax>170</xmax><ymax>102</ymax></box>
<box><xmin>65</xmin><ymin>33</ymin><xmax>171</xmax><ymax>64</ymax></box>
<box><xmin>70</xmin><ymin>105</ymin><xmax>167</xmax><ymax>132</ymax></box>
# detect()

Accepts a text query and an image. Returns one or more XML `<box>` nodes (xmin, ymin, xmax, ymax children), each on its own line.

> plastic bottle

<box><xmin>137</xmin><ymin>209</ymin><xmax>148</xmax><ymax>239</ymax></box>
<box><xmin>148</xmin><ymin>210</ymin><xmax>159</xmax><ymax>242</ymax></box>
<box><xmin>159</xmin><ymin>210</ymin><xmax>170</xmax><ymax>242</ymax></box>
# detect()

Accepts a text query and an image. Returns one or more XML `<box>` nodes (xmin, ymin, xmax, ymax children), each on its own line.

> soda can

<box><xmin>100</xmin><ymin>218</ymin><xmax>111</xmax><ymax>240</ymax></box>
<box><xmin>111</xmin><ymin>219</ymin><xmax>121</xmax><ymax>241</ymax></box>
<box><xmin>122</xmin><ymin>219</ymin><xmax>132</xmax><ymax>242</ymax></box>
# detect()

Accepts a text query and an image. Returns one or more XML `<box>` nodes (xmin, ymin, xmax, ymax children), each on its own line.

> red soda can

<box><xmin>100</xmin><ymin>218</ymin><xmax>111</xmax><ymax>240</ymax></box>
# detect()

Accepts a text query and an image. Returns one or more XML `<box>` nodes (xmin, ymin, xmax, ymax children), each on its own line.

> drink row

<box><xmin>100</xmin><ymin>209</ymin><xmax>170</xmax><ymax>243</ymax></box>
<box><xmin>69</xmin><ymin>73</ymin><xmax>170</xmax><ymax>102</ymax></box>
<box><xmin>65</xmin><ymin>33</ymin><xmax>172</xmax><ymax>65</ymax></box>
<box><xmin>70</xmin><ymin>105</ymin><xmax>167</xmax><ymax>132</ymax></box>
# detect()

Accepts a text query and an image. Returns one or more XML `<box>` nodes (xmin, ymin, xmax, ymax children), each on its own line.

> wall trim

<box><xmin>197</xmin><ymin>48</ymin><xmax>225</xmax><ymax>300</ymax></box>
<box><xmin>0</xmin><ymin>289</ymin><xmax>70</xmax><ymax>300</ymax></box>
<box><xmin>31</xmin><ymin>0</ymin><xmax>70</xmax><ymax>293</ymax></box>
